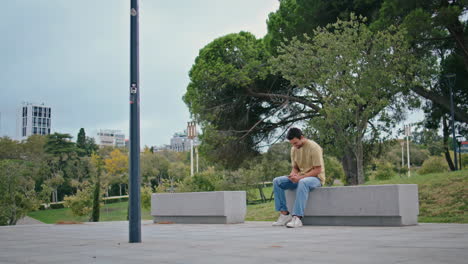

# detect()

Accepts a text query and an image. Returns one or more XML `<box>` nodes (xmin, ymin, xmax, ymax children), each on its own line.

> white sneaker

<box><xmin>286</xmin><ymin>216</ymin><xmax>303</xmax><ymax>228</ymax></box>
<box><xmin>272</xmin><ymin>214</ymin><xmax>292</xmax><ymax>226</ymax></box>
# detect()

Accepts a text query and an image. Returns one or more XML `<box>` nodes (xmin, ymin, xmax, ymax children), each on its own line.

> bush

<box><xmin>418</xmin><ymin>156</ymin><xmax>449</xmax><ymax>175</ymax></box>
<box><xmin>374</xmin><ymin>161</ymin><xmax>396</xmax><ymax>181</ymax></box>
<box><xmin>141</xmin><ymin>186</ymin><xmax>154</xmax><ymax>210</ymax></box>
<box><xmin>323</xmin><ymin>156</ymin><xmax>345</xmax><ymax>186</ymax></box>
<box><xmin>177</xmin><ymin>167</ymin><xmax>223</xmax><ymax>192</ymax></box>
<box><xmin>63</xmin><ymin>183</ymin><xmax>94</xmax><ymax>217</ymax></box>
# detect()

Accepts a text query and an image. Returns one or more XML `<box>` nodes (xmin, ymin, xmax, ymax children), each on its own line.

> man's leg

<box><xmin>292</xmin><ymin>177</ymin><xmax>321</xmax><ymax>217</ymax></box>
<box><xmin>273</xmin><ymin>176</ymin><xmax>297</xmax><ymax>213</ymax></box>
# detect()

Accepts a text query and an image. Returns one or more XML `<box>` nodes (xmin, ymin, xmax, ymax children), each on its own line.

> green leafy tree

<box><xmin>265</xmin><ymin>0</ymin><xmax>384</xmax><ymax>54</ymax></box>
<box><xmin>104</xmin><ymin>149</ymin><xmax>128</xmax><ymax>196</ymax></box>
<box><xmin>0</xmin><ymin>160</ymin><xmax>40</xmax><ymax>225</ymax></box>
<box><xmin>63</xmin><ymin>182</ymin><xmax>94</xmax><ymax>217</ymax></box>
<box><xmin>184</xmin><ymin>32</ymin><xmax>291</xmax><ymax>169</ymax></box>
<box><xmin>76</xmin><ymin>128</ymin><xmax>98</xmax><ymax>157</ymax></box>
<box><xmin>271</xmin><ymin>16</ymin><xmax>432</xmax><ymax>184</ymax></box>
<box><xmin>267</xmin><ymin>0</ymin><xmax>468</xmax><ymax>123</ymax></box>
<box><xmin>90</xmin><ymin>153</ymin><xmax>103</xmax><ymax>222</ymax></box>
<box><xmin>76</xmin><ymin>128</ymin><xmax>86</xmax><ymax>154</ymax></box>
<box><xmin>43</xmin><ymin>133</ymin><xmax>81</xmax><ymax>201</ymax></box>
<box><xmin>0</xmin><ymin>137</ymin><xmax>21</xmax><ymax>160</ymax></box>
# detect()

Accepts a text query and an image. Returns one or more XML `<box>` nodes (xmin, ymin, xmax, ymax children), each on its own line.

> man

<box><xmin>272</xmin><ymin>127</ymin><xmax>325</xmax><ymax>228</ymax></box>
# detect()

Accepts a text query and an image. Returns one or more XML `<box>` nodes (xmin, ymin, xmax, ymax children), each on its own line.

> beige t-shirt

<box><xmin>291</xmin><ymin>139</ymin><xmax>326</xmax><ymax>185</ymax></box>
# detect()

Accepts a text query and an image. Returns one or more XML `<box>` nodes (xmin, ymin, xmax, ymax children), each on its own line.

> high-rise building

<box><xmin>96</xmin><ymin>129</ymin><xmax>126</xmax><ymax>148</ymax></box>
<box><xmin>16</xmin><ymin>102</ymin><xmax>52</xmax><ymax>140</ymax></box>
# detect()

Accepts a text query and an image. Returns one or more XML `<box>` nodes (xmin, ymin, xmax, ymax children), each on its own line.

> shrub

<box><xmin>374</xmin><ymin>161</ymin><xmax>396</xmax><ymax>181</ymax></box>
<box><xmin>177</xmin><ymin>167</ymin><xmax>223</xmax><ymax>192</ymax></box>
<box><xmin>418</xmin><ymin>156</ymin><xmax>449</xmax><ymax>175</ymax></box>
<box><xmin>323</xmin><ymin>156</ymin><xmax>345</xmax><ymax>186</ymax></box>
<box><xmin>64</xmin><ymin>183</ymin><xmax>93</xmax><ymax>217</ymax></box>
<box><xmin>141</xmin><ymin>186</ymin><xmax>154</xmax><ymax>210</ymax></box>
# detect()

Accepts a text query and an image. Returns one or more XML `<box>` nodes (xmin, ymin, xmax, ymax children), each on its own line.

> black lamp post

<box><xmin>129</xmin><ymin>0</ymin><xmax>141</xmax><ymax>243</ymax></box>
<box><xmin>444</xmin><ymin>73</ymin><xmax>457</xmax><ymax>171</ymax></box>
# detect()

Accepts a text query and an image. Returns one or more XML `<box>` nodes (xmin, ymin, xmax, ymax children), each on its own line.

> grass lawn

<box><xmin>365</xmin><ymin>169</ymin><xmax>467</xmax><ymax>223</ymax></box>
<box><xmin>28</xmin><ymin>201</ymin><xmax>153</xmax><ymax>224</ymax></box>
<box><xmin>29</xmin><ymin>170</ymin><xmax>467</xmax><ymax>224</ymax></box>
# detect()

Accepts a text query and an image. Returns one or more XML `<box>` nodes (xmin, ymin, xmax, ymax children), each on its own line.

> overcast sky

<box><xmin>0</xmin><ymin>0</ymin><xmax>280</xmax><ymax>146</ymax></box>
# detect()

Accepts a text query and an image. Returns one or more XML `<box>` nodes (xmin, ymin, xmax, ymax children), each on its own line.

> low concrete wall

<box><xmin>151</xmin><ymin>191</ymin><xmax>246</xmax><ymax>224</ymax></box>
<box><xmin>286</xmin><ymin>184</ymin><xmax>419</xmax><ymax>226</ymax></box>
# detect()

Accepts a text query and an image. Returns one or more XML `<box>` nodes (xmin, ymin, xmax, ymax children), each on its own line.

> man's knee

<box><xmin>298</xmin><ymin>177</ymin><xmax>321</xmax><ymax>189</ymax></box>
<box><xmin>273</xmin><ymin>176</ymin><xmax>282</xmax><ymax>185</ymax></box>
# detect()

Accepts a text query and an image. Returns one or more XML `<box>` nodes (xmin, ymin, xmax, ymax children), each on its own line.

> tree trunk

<box><xmin>442</xmin><ymin>116</ymin><xmax>456</xmax><ymax>171</ymax></box>
<box><xmin>341</xmin><ymin>144</ymin><xmax>365</xmax><ymax>185</ymax></box>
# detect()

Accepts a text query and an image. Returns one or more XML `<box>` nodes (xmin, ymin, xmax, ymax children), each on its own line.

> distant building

<box><xmin>170</xmin><ymin>132</ymin><xmax>191</xmax><ymax>152</ymax></box>
<box><xmin>150</xmin><ymin>131</ymin><xmax>200</xmax><ymax>153</ymax></box>
<box><xmin>96</xmin><ymin>129</ymin><xmax>125</xmax><ymax>147</ymax></box>
<box><xmin>168</xmin><ymin>131</ymin><xmax>199</xmax><ymax>152</ymax></box>
<box><xmin>16</xmin><ymin>102</ymin><xmax>52</xmax><ymax>140</ymax></box>
<box><xmin>152</xmin><ymin>144</ymin><xmax>171</xmax><ymax>152</ymax></box>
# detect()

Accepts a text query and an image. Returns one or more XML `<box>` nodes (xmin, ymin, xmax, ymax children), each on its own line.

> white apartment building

<box><xmin>96</xmin><ymin>129</ymin><xmax>126</xmax><ymax>147</ymax></box>
<box><xmin>16</xmin><ymin>102</ymin><xmax>52</xmax><ymax>140</ymax></box>
<box><xmin>169</xmin><ymin>131</ymin><xmax>199</xmax><ymax>152</ymax></box>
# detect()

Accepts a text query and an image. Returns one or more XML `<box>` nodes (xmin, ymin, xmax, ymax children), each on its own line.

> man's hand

<box><xmin>288</xmin><ymin>174</ymin><xmax>302</xmax><ymax>183</ymax></box>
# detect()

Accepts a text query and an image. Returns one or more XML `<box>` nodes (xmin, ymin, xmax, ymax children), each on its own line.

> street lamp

<box><xmin>128</xmin><ymin>0</ymin><xmax>141</xmax><ymax>243</ymax></box>
<box><xmin>444</xmin><ymin>73</ymin><xmax>457</xmax><ymax>170</ymax></box>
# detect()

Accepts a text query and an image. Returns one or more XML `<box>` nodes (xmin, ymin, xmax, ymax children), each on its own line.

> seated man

<box><xmin>272</xmin><ymin>127</ymin><xmax>325</xmax><ymax>228</ymax></box>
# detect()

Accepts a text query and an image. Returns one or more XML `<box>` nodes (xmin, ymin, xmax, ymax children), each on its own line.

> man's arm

<box><xmin>300</xmin><ymin>166</ymin><xmax>322</xmax><ymax>178</ymax></box>
<box><xmin>289</xmin><ymin>166</ymin><xmax>321</xmax><ymax>183</ymax></box>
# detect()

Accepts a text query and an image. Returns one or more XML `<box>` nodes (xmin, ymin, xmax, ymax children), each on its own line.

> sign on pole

<box><xmin>460</xmin><ymin>141</ymin><xmax>468</xmax><ymax>153</ymax></box>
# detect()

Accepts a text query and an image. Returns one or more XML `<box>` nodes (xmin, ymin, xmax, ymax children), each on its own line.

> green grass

<box><xmin>29</xmin><ymin>170</ymin><xmax>467</xmax><ymax>224</ymax></box>
<box><xmin>248</xmin><ymin>186</ymin><xmax>273</xmax><ymax>202</ymax></box>
<box><xmin>248</xmin><ymin>170</ymin><xmax>468</xmax><ymax>223</ymax></box>
<box><xmin>28</xmin><ymin>201</ymin><xmax>153</xmax><ymax>224</ymax></box>
<box><xmin>365</xmin><ymin>169</ymin><xmax>467</xmax><ymax>223</ymax></box>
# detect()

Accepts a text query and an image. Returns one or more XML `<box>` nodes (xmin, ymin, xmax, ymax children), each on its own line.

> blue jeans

<box><xmin>273</xmin><ymin>176</ymin><xmax>322</xmax><ymax>217</ymax></box>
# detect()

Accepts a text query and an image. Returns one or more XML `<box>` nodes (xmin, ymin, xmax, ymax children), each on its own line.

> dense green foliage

<box><xmin>418</xmin><ymin>156</ymin><xmax>450</xmax><ymax>175</ymax></box>
<box><xmin>0</xmin><ymin>160</ymin><xmax>40</xmax><ymax>225</ymax></box>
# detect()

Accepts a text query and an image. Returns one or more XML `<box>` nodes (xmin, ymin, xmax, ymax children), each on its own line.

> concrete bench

<box><xmin>151</xmin><ymin>191</ymin><xmax>246</xmax><ymax>224</ymax></box>
<box><xmin>286</xmin><ymin>184</ymin><xmax>419</xmax><ymax>226</ymax></box>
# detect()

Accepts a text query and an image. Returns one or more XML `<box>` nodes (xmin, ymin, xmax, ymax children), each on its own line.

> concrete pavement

<box><xmin>1</xmin><ymin>221</ymin><xmax>467</xmax><ymax>264</ymax></box>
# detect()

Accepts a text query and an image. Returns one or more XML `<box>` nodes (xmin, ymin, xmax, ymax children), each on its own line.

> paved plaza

<box><xmin>1</xmin><ymin>221</ymin><xmax>467</xmax><ymax>264</ymax></box>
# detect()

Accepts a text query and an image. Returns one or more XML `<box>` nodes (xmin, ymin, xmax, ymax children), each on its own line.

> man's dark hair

<box><xmin>286</xmin><ymin>127</ymin><xmax>303</xmax><ymax>140</ymax></box>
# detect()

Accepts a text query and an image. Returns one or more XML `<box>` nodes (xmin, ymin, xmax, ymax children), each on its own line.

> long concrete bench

<box><xmin>151</xmin><ymin>191</ymin><xmax>246</xmax><ymax>224</ymax></box>
<box><xmin>286</xmin><ymin>184</ymin><xmax>419</xmax><ymax>226</ymax></box>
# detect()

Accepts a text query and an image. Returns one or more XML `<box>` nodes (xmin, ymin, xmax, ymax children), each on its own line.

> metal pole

<box><xmin>406</xmin><ymin>125</ymin><xmax>411</xmax><ymax>177</ymax></box>
<box><xmin>190</xmin><ymin>139</ymin><xmax>194</xmax><ymax>176</ymax></box>
<box><xmin>459</xmin><ymin>142</ymin><xmax>462</xmax><ymax>170</ymax></box>
<box><xmin>401</xmin><ymin>141</ymin><xmax>404</xmax><ymax>168</ymax></box>
<box><xmin>196</xmin><ymin>146</ymin><xmax>199</xmax><ymax>173</ymax></box>
<box><xmin>129</xmin><ymin>0</ymin><xmax>141</xmax><ymax>243</ymax></box>
<box><xmin>449</xmin><ymin>82</ymin><xmax>458</xmax><ymax>170</ymax></box>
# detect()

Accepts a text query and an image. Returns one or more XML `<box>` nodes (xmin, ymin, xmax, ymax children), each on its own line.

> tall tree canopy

<box><xmin>184</xmin><ymin>32</ymin><xmax>293</xmax><ymax>168</ymax></box>
<box><xmin>271</xmin><ymin>16</ymin><xmax>432</xmax><ymax>184</ymax></box>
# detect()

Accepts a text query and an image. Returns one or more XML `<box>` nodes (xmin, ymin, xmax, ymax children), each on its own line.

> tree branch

<box><xmin>245</xmin><ymin>86</ymin><xmax>322</xmax><ymax>112</ymax></box>
<box><xmin>411</xmin><ymin>85</ymin><xmax>468</xmax><ymax>124</ymax></box>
